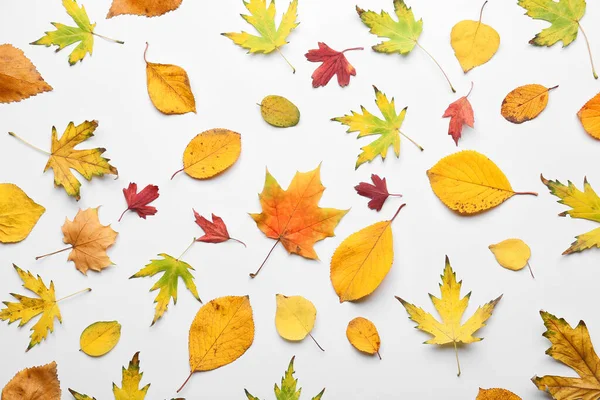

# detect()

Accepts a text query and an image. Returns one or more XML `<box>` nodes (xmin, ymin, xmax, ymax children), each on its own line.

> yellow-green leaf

<box><xmin>260</xmin><ymin>95</ymin><xmax>300</xmax><ymax>127</ymax></box>
<box><xmin>113</xmin><ymin>352</ymin><xmax>150</xmax><ymax>400</ymax></box>
<box><xmin>69</xmin><ymin>389</ymin><xmax>96</xmax><ymax>400</ymax></box>
<box><xmin>0</xmin><ymin>183</ymin><xmax>45</xmax><ymax>243</ymax></box>
<box><xmin>80</xmin><ymin>321</ymin><xmax>121</xmax><ymax>357</ymax></box>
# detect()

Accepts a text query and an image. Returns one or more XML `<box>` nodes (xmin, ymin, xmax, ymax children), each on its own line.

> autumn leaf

<box><xmin>171</xmin><ymin>128</ymin><xmax>241</xmax><ymax>180</ymax></box>
<box><xmin>249</xmin><ymin>165</ymin><xmax>348</xmax><ymax>278</ymax></box>
<box><xmin>179</xmin><ymin>296</ymin><xmax>254</xmax><ymax>393</ymax></box>
<box><xmin>332</xmin><ymin>86</ymin><xmax>423</xmax><ymax>169</ymax></box>
<box><xmin>541</xmin><ymin>175</ymin><xmax>600</xmax><ymax>254</ymax></box>
<box><xmin>330</xmin><ymin>204</ymin><xmax>405</xmax><ymax>302</ymax></box>
<box><xmin>260</xmin><ymin>95</ymin><xmax>300</xmax><ymax>127</ymax></box>
<box><xmin>107</xmin><ymin>0</ymin><xmax>182</xmax><ymax>18</ymax></box>
<box><xmin>356</xmin><ymin>0</ymin><xmax>455</xmax><ymax>92</ymax></box>
<box><xmin>442</xmin><ymin>82</ymin><xmax>474</xmax><ymax>145</ymax></box>
<box><xmin>275</xmin><ymin>294</ymin><xmax>324</xmax><ymax>351</ymax></box>
<box><xmin>501</xmin><ymin>84</ymin><xmax>558</xmax><ymax>124</ymax></box>
<box><xmin>577</xmin><ymin>92</ymin><xmax>600</xmax><ymax>139</ymax></box>
<box><xmin>427</xmin><ymin>150</ymin><xmax>537</xmax><ymax>214</ymax></box>
<box><xmin>518</xmin><ymin>0</ymin><xmax>597</xmax><ymax>79</ymax></box>
<box><xmin>451</xmin><ymin>1</ymin><xmax>500</xmax><ymax>73</ymax></box>
<box><xmin>193</xmin><ymin>210</ymin><xmax>245</xmax><ymax>246</ymax></box>
<box><xmin>2</xmin><ymin>362</ymin><xmax>61</xmax><ymax>400</ymax></box>
<box><xmin>532</xmin><ymin>311</ymin><xmax>600</xmax><ymax>399</ymax></box>
<box><xmin>31</xmin><ymin>0</ymin><xmax>123</xmax><ymax>65</ymax></box>
<box><xmin>396</xmin><ymin>256</ymin><xmax>502</xmax><ymax>376</ymax></box>
<box><xmin>0</xmin><ymin>265</ymin><xmax>90</xmax><ymax>350</ymax></box>
<box><xmin>69</xmin><ymin>390</ymin><xmax>96</xmax><ymax>400</ymax></box>
<box><xmin>131</xmin><ymin>253</ymin><xmax>201</xmax><ymax>325</ymax></box>
<box><xmin>222</xmin><ymin>0</ymin><xmax>299</xmax><ymax>72</ymax></box>
<box><xmin>0</xmin><ymin>44</ymin><xmax>52</xmax><ymax>103</ymax></box>
<box><xmin>477</xmin><ymin>388</ymin><xmax>521</xmax><ymax>400</ymax></box>
<box><xmin>346</xmin><ymin>317</ymin><xmax>381</xmax><ymax>359</ymax></box>
<box><xmin>489</xmin><ymin>238</ymin><xmax>534</xmax><ymax>278</ymax></box>
<box><xmin>305</xmin><ymin>42</ymin><xmax>363</xmax><ymax>88</ymax></box>
<box><xmin>0</xmin><ymin>183</ymin><xmax>45</xmax><ymax>243</ymax></box>
<box><xmin>9</xmin><ymin>120</ymin><xmax>118</xmax><ymax>200</ymax></box>
<box><xmin>355</xmin><ymin>174</ymin><xmax>401</xmax><ymax>212</ymax></box>
<box><xmin>80</xmin><ymin>321</ymin><xmax>121</xmax><ymax>357</ymax></box>
<box><xmin>245</xmin><ymin>356</ymin><xmax>325</xmax><ymax>400</ymax></box>
<box><xmin>119</xmin><ymin>183</ymin><xmax>159</xmax><ymax>222</ymax></box>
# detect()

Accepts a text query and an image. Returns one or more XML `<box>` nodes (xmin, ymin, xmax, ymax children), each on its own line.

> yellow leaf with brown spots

<box><xmin>501</xmin><ymin>84</ymin><xmax>557</xmax><ymax>124</ymax></box>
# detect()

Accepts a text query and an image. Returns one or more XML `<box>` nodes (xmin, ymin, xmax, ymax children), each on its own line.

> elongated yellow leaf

<box><xmin>427</xmin><ymin>150</ymin><xmax>537</xmax><ymax>214</ymax></box>
<box><xmin>489</xmin><ymin>238</ymin><xmax>533</xmax><ymax>277</ymax></box>
<box><xmin>0</xmin><ymin>183</ymin><xmax>45</xmax><ymax>243</ymax></box>
<box><xmin>330</xmin><ymin>204</ymin><xmax>404</xmax><ymax>302</ymax></box>
<box><xmin>346</xmin><ymin>317</ymin><xmax>381</xmax><ymax>359</ymax></box>
<box><xmin>80</xmin><ymin>321</ymin><xmax>121</xmax><ymax>357</ymax></box>
<box><xmin>501</xmin><ymin>84</ymin><xmax>557</xmax><ymax>124</ymax></box>
<box><xmin>275</xmin><ymin>294</ymin><xmax>323</xmax><ymax>351</ymax></box>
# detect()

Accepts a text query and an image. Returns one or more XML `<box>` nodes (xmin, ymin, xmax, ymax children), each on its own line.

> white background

<box><xmin>1</xmin><ymin>0</ymin><xmax>600</xmax><ymax>398</ymax></box>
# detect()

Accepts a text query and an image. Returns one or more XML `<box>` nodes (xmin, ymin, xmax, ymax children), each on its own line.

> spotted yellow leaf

<box><xmin>501</xmin><ymin>84</ymin><xmax>558</xmax><ymax>124</ymax></box>
<box><xmin>346</xmin><ymin>317</ymin><xmax>381</xmax><ymax>359</ymax></box>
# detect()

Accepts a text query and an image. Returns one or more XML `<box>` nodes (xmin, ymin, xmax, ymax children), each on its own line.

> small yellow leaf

<box><xmin>489</xmin><ymin>238</ymin><xmax>532</xmax><ymax>274</ymax></box>
<box><xmin>0</xmin><ymin>44</ymin><xmax>53</xmax><ymax>103</ymax></box>
<box><xmin>275</xmin><ymin>294</ymin><xmax>323</xmax><ymax>351</ymax></box>
<box><xmin>0</xmin><ymin>183</ymin><xmax>45</xmax><ymax>243</ymax></box>
<box><xmin>2</xmin><ymin>361</ymin><xmax>61</xmax><ymax>400</ymax></box>
<box><xmin>477</xmin><ymin>388</ymin><xmax>521</xmax><ymax>400</ymax></box>
<box><xmin>577</xmin><ymin>92</ymin><xmax>600</xmax><ymax>140</ymax></box>
<box><xmin>80</xmin><ymin>321</ymin><xmax>121</xmax><ymax>357</ymax></box>
<box><xmin>107</xmin><ymin>0</ymin><xmax>182</xmax><ymax>18</ymax></box>
<box><xmin>144</xmin><ymin>43</ymin><xmax>196</xmax><ymax>115</ymax></box>
<box><xmin>427</xmin><ymin>150</ymin><xmax>537</xmax><ymax>214</ymax></box>
<box><xmin>346</xmin><ymin>317</ymin><xmax>381</xmax><ymax>359</ymax></box>
<box><xmin>260</xmin><ymin>95</ymin><xmax>300</xmax><ymax>127</ymax></box>
<box><xmin>172</xmin><ymin>129</ymin><xmax>241</xmax><ymax>180</ymax></box>
<box><xmin>501</xmin><ymin>84</ymin><xmax>557</xmax><ymax>124</ymax></box>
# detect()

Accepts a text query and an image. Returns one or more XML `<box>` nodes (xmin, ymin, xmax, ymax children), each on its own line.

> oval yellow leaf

<box><xmin>489</xmin><ymin>238</ymin><xmax>533</xmax><ymax>276</ymax></box>
<box><xmin>451</xmin><ymin>3</ymin><xmax>500</xmax><ymax>73</ymax></box>
<box><xmin>260</xmin><ymin>95</ymin><xmax>300</xmax><ymax>127</ymax></box>
<box><xmin>274</xmin><ymin>294</ymin><xmax>322</xmax><ymax>350</ymax></box>
<box><xmin>79</xmin><ymin>321</ymin><xmax>121</xmax><ymax>357</ymax></box>
<box><xmin>144</xmin><ymin>43</ymin><xmax>196</xmax><ymax>115</ymax></box>
<box><xmin>331</xmin><ymin>205</ymin><xmax>404</xmax><ymax>302</ymax></box>
<box><xmin>182</xmin><ymin>296</ymin><xmax>254</xmax><ymax>391</ymax></box>
<box><xmin>477</xmin><ymin>388</ymin><xmax>521</xmax><ymax>400</ymax></box>
<box><xmin>427</xmin><ymin>150</ymin><xmax>537</xmax><ymax>214</ymax></box>
<box><xmin>0</xmin><ymin>183</ymin><xmax>45</xmax><ymax>243</ymax></box>
<box><xmin>578</xmin><ymin>92</ymin><xmax>600</xmax><ymax>140</ymax></box>
<box><xmin>172</xmin><ymin>129</ymin><xmax>241</xmax><ymax>180</ymax></box>
<box><xmin>501</xmin><ymin>84</ymin><xmax>557</xmax><ymax>124</ymax></box>
<box><xmin>346</xmin><ymin>317</ymin><xmax>381</xmax><ymax>359</ymax></box>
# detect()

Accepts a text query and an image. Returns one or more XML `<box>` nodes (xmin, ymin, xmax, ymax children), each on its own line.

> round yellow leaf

<box><xmin>175</xmin><ymin>129</ymin><xmax>241</xmax><ymax>180</ymax></box>
<box><xmin>275</xmin><ymin>294</ymin><xmax>316</xmax><ymax>341</ymax></box>
<box><xmin>489</xmin><ymin>238</ymin><xmax>531</xmax><ymax>271</ymax></box>
<box><xmin>0</xmin><ymin>183</ymin><xmax>45</xmax><ymax>243</ymax></box>
<box><xmin>346</xmin><ymin>317</ymin><xmax>381</xmax><ymax>358</ymax></box>
<box><xmin>477</xmin><ymin>388</ymin><xmax>522</xmax><ymax>400</ymax></box>
<box><xmin>451</xmin><ymin>16</ymin><xmax>500</xmax><ymax>73</ymax></box>
<box><xmin>578</xmin><ymin>92</ymin><xmax>600</xmax><ymax>140</ymax></box>
<box><xmin>260</xmin><ymin>95</ymin><xmax>300</xmax><ymax>127</ymax></box>
<box><xmin>79</xmin><ymin>321</ymin><xmax>121</xmax><ymax>357</ymax></box>
<box><xmin>501</xmin><ymin>84</ymin><xmax>557</xmax><ymax>124</ymax></box>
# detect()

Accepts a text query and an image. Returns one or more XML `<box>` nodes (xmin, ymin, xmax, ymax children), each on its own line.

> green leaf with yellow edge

<box><xmin>518</xmin><ymin>0</ymin><xmax>597</xmax><ymax>79</ymax></box>
<box><xmin>0</xmin><ymin>183</ymin><xmax>45</xmax><ymax>243</ymax></box>
<box><xmin>222</xmin><ymin>0</ymin><xmax>299</xmax><ymax>72</ymax></box>
<box><xmin>541</xmin><ymin>175</ymin><xmax>600</xmax><ymax>255</ymax></box>
<box><xmin>130</xmin><ymin>253</ymin><xmax>201</xmax><ymax>326</ymax></box>
<box><xmin>532</xmin><ymin>311</ymin><xmax>600</xmax><ymax>399</ymax></box>
<box><xmin>396</xmin><ymin>256</ymin><xmax>502</xmax><ymax>376</ymax></box>
<box><xmin>332</xmin><ymin>86</ymin><xmax>422</xmax><ymax>169</ymax></box>
<box><xmin>245</xmin><ymin>356</ymin><xmax>325</xmax><ymax>400</ymax></box>
<box><xmin>0</xmin><ymin>265</ymin><xmax>90</xmax><ymax>351</ymax></box>
<box><xmin>31</xmin><ymin>0</ymin><xmax>123</xmax><ymax>65</ymax></box>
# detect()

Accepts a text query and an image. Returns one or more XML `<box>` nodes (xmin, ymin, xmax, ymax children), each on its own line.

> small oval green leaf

<box><xmin>260</xmin><ymin>95</ymin><xmax>300</xmax><ymax>128</ymax></box>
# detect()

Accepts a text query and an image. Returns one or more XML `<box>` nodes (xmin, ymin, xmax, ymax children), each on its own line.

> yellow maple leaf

<box><xmin>396</xmin><ymin>256</ymin><xmax>502</xmax><ymax>376</ymax></box>
<box><xmin>113</xmin><ymin>352</ymin><xmax>150</xmax><ymax>400</ymax></box>
<box><xmin>0</xmin><ymin>265</ymin><xmax>90</xmax><ymax>351</ymax></box>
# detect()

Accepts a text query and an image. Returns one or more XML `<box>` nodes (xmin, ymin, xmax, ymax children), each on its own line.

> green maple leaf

<box><xmin>130</xmin><ymin>253</ymin><xmax>201</xmax><ymax>325</ymax></box>
<box><xmin>245</xmin><ymin>357</ymin><xmax>325</xmax><ymax>400</ymax></box>
<box><xmin>518</xmin><ymin>0</ymin><xmax>597</xmax><ymax>79</ymax></box>
<box><xmin>31</xmin><ymin>0</ymin><xmax>123</xmax><ymax>65</ymax></box>
<box><xmin>332</xmin><ymin>86</ymin><xmax>422</xmax><ymax>169</ymax></box>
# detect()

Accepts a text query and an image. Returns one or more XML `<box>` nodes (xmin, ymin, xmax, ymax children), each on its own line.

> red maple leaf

<box><xmin>305</xmin><ymin>42</ymin><xmax>363</xmax><ymax>88</ymax></box>
<box><xmin>119</xmin><ymin>182</ymin><xmax>159</xmax><ymax>221</ymax></box>
<box><xmin>193</xmin><ymin>210</ymin><xmax>245</xmax><ymax>246</ymax></box>
<box><xmin>354</xmin><ymin>174</ymin><xmax>401</xmax><ymax>211</ymax></box>
<box><xmin>442</xmin><ymin>83</ymin><xmax>475</xmax><ymax>145</ymax></box>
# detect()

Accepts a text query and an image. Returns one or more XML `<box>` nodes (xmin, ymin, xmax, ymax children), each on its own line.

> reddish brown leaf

<box><xmin>119</xmin><ymin>183</ymin><xmax>159</xmax><ymax>221</ymax></box>
<box><xmin>355</xmin><ymin>174</ymin><xmax>401</xmax><ymax>211</ymax></box>
<box><xmin>305</xmin><ymin>42</ymin><xmax>363</xmax><ymax>88</ymax></box>
<box><xmin>442</xmin><ymin>83</ymin><xmax>474</xmax><ymax>145</ymax></box>
<box><xmin>193</xmin><ymin>210</ymin><xmax>245</xmax><ymax>246</ymax></box>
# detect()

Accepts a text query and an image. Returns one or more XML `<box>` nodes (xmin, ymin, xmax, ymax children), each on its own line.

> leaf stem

<box><xmin>229</xmin><ymin>237</ymin><xmax>247</xmax><ymax>247</ymax></box>
<box><xmin>390</xmin><ymin>203</ymin><xmax>406</xmax><ymax>222</ymax></box>
<box><xmin>527</xmin><ymin>261</ymin><xmax>535</xmax><ymax>279</ymax></box>
<box><xmin>399</xmin><ymin>131</ymin><xmax>424</xmax><ymax>151</ymax></box>
<box><xmin>118</xmin><ymin>208</ymin><xmax>129</xmax><ymax>222</ymax></box>
<box><xmin>454</xmin><ymin>341</ymin><xmax>461</xmax><ymax>377</ymax></box>
<box><xmin>250</xmin><ymin>239</ymin><xmax>280</xmax><ymax>278</ymax></box>
<box><xmin>309</xmin><ymin>333</ymin><xmax>325</xmax><ymax>352</ymax></box>
<box><xmin>466</xmin><ymin>81</ymin><xmax>474</xmax><ymax>98</ymax></box>
<box><xmin>415</xmin><ymin>42</ymin><xmax>456</xmax><ymax>93</ymax></box>
<box><xmin>177</xmin><ymin>371</ymin><xmax>193</xmax><ymax>393</ymax></box>
<box><xmin>376</xmin><ymin>350</ymin><xmax>382</xmax><ymax>360</ymax></box>
<box><xmin>178</xmin><ymin>238</ymin><xmax>196</xmax><ymax>261</ymax></box>
<box><xmin>513</xmin><ymin>191</ymin><xmax>538</xmax><ymax>196</ymax></box>
<box><xmin>143</xmin><ymin>42</ymin><xmax>149</xmax><ymax>63</ymax></box>
<box><xmin>342</xmin><ymin>47</ymin><xmax>364</xmax><ymax>53</ymax></box>
<box><xmin>56</xmin><ymin>288</ymin><xmax>91</xmax><ymax>303</ymax></box>
<box><xmin>36</xmin><ymin>246</ymin><xmax>73</xmax><ymax>260</ymax></box>
<box><xmin>92</xmin><ymin>32</ymin><xmax>124</xmax><ymax>45</ymax></box>
<box><xmin>275</xmin><ymin>47</ymin><xmax>295</xmax><ymax>74</ymax></box>
<box><xmin>8</xmin><ymin>132</ymin><xmax>50</xmax><ymax>156</ymax></box>
<box><xmin>577</xmin><ymin>22</ymin><xmax>598</xmax><ymax>79</ymax></box>
<box><xmin>479</xmin><ymin>1</ymin><xmax>488</xmax><ymax>23</ymax></box>
<box><xmin>171</xmin><ymin>168</ymin><xmax>185</xmax><ymax>180</ymax></box>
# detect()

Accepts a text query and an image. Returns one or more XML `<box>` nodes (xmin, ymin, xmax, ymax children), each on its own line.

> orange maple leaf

<box><xmin>250</xmin><ymin>165</ymin><xmax>348</xmax><ymax>277</ymax></box>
